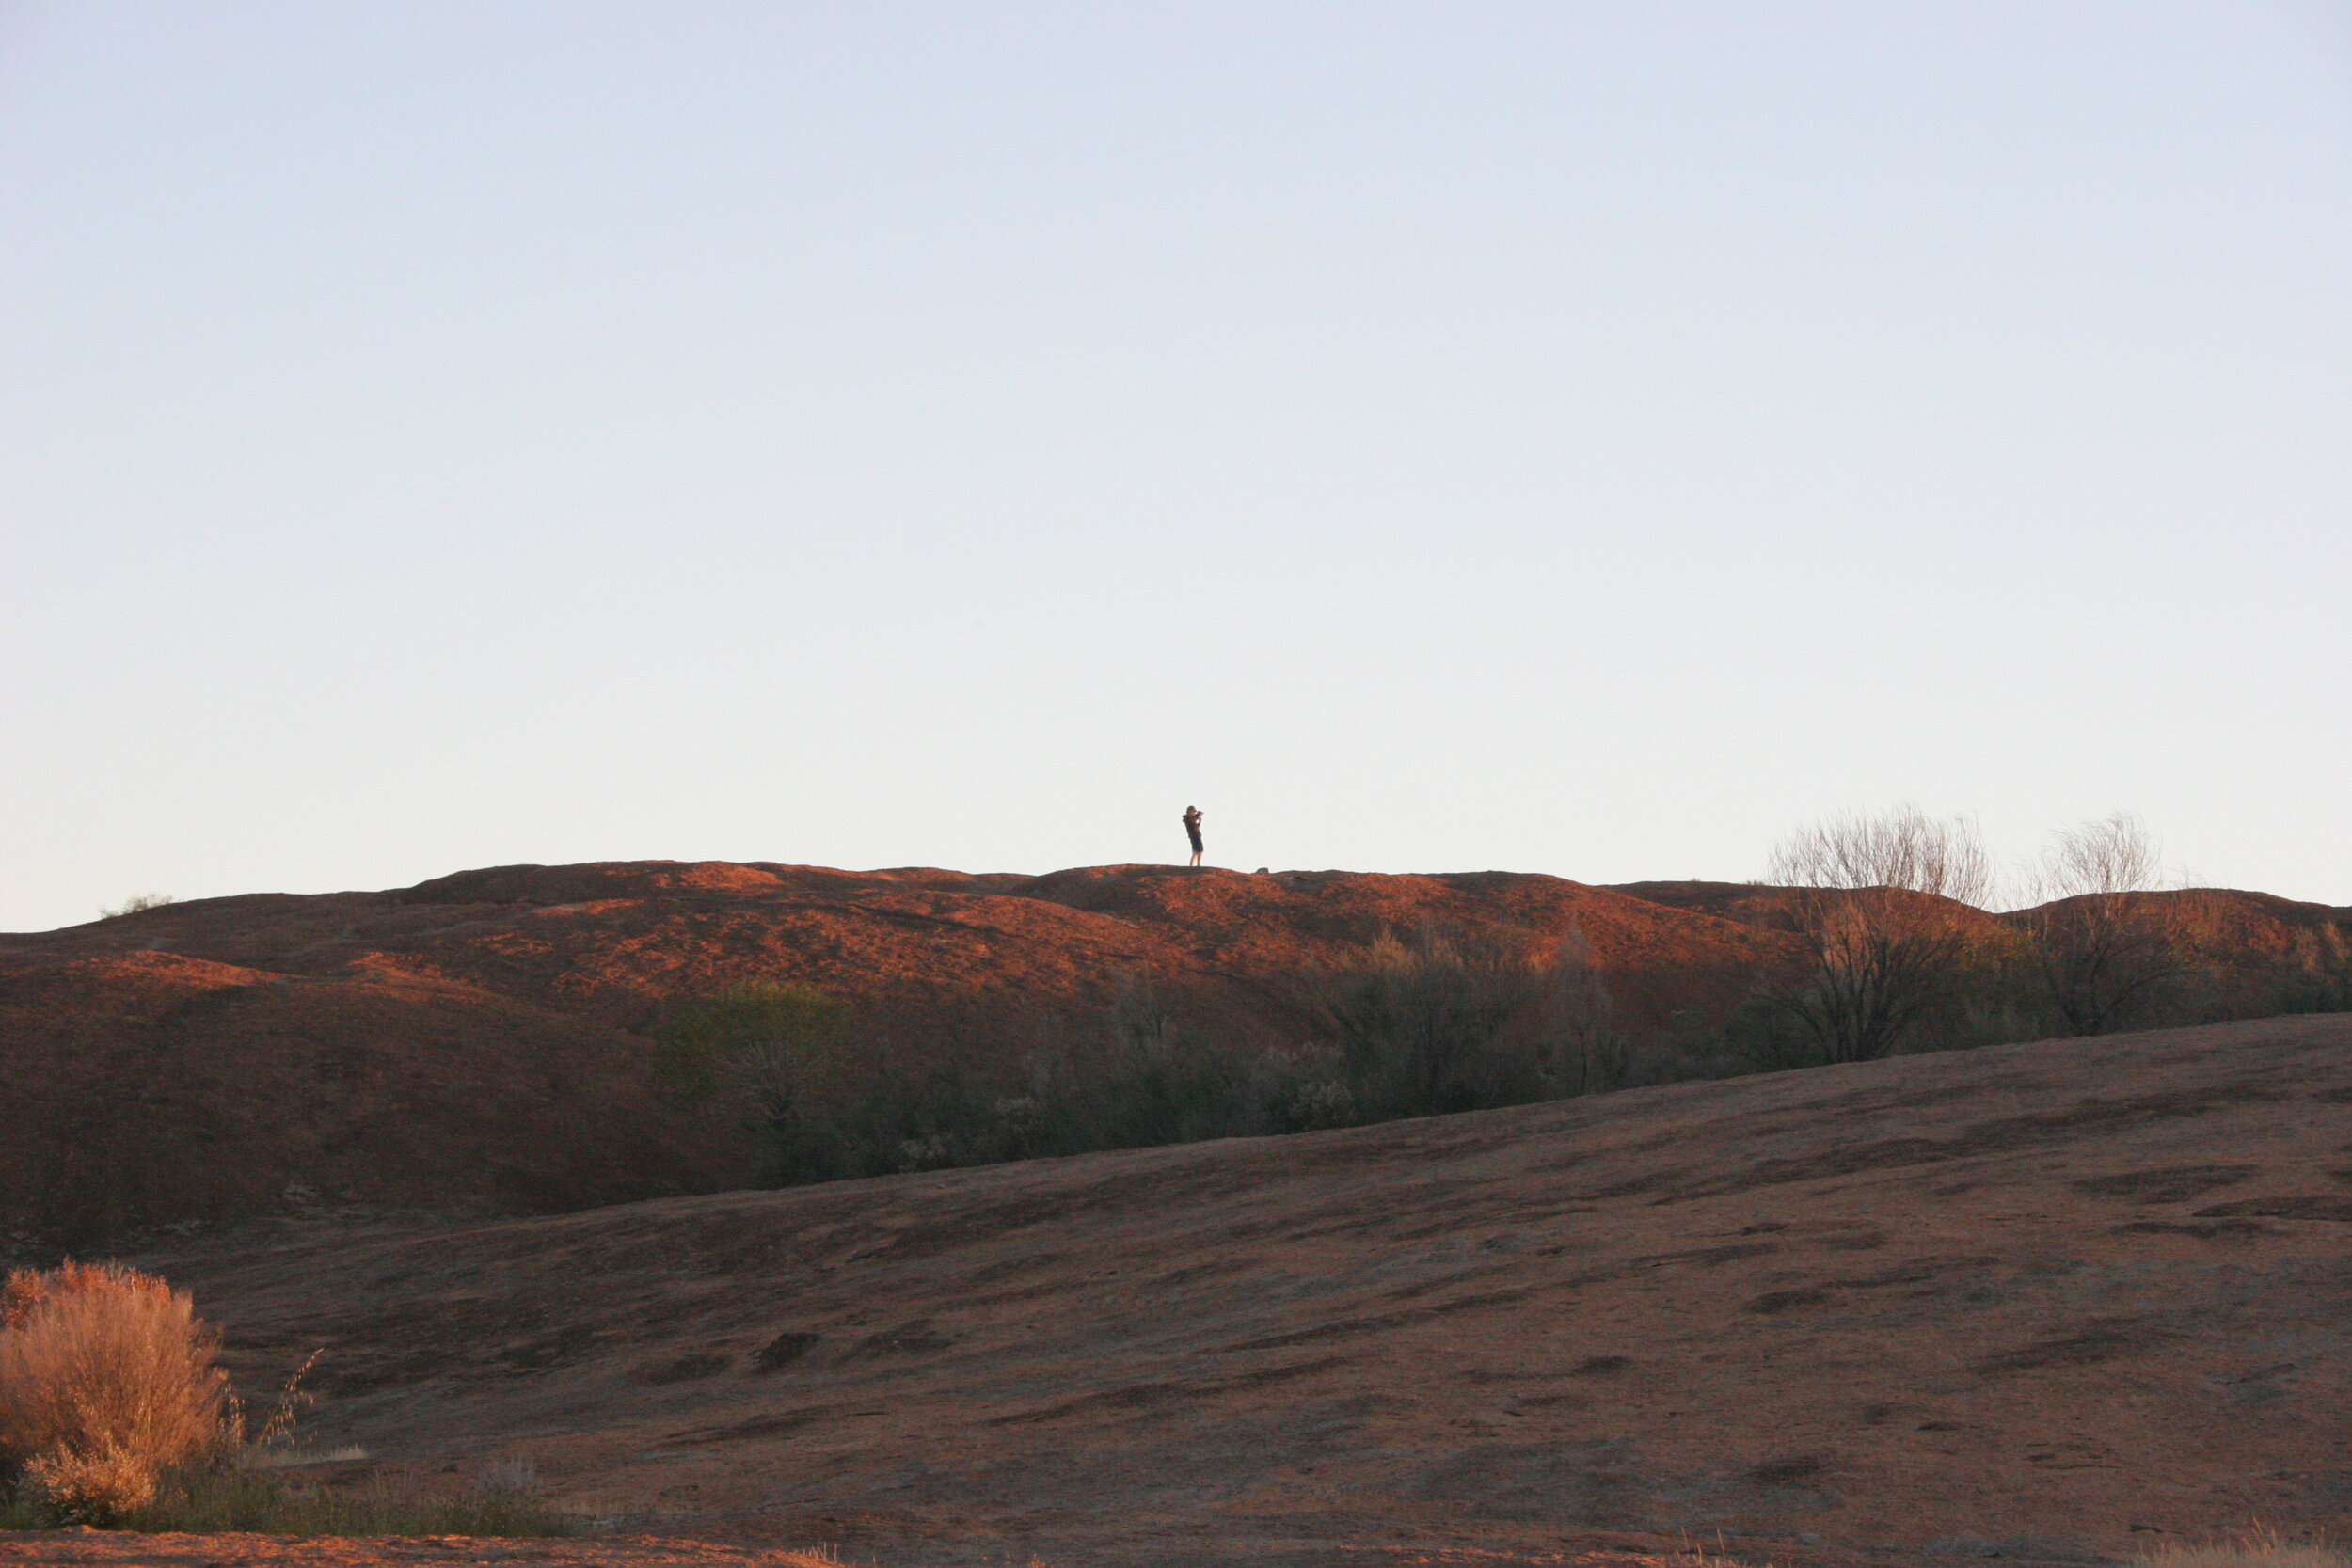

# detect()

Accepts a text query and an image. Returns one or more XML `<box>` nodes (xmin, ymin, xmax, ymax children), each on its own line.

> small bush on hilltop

<box><xmin>95</xmin><ymin>893</ymin><xmax>174</xmax><ymax>920</ymax></box>
<box><xmin>0</xmin><ymin>1262</ymin><xmax>227</xmax><ymax>1525</ymax></box>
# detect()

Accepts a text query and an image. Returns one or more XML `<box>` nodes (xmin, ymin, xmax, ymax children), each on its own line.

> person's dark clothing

<box><xmin>1183</xmin><ymin>808</ymin><xmax>1203</xmax><ymax>853</ymax></box>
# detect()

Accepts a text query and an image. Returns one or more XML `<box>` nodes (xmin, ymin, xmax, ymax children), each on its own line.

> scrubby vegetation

<box><xmin>0</xmin><ymin>1465</ymin><xmax>580</xmax><ymax>1537</ymax></box>
<box><xmin>1727</xmin><ymin>807</ymin><xmax>2352</xmax><ymax>1068</ymax></box>
<box><xmin>0</xmin><ymin>1262</ymin><xmax>575</xmax><ymax>1536</ymax></box>
<box><xmin>2130</xmin><ymin>1528</ymin><xmax>2350</xmax><ymax>1568</ymax></box>
<box><xmin>0</xmin><ymin>1262</ymin><xmax>226</xmax><ymax>1524</ymax></box>
<box><xmin>95</xmin><ymin>893</ymin><xmax>173</xmax><ymax>919</ymax></box>
<box><xmin>652</xmin><ymin>929</ymin><xmax>1660</xmax><ymax>1186</ymax></box>
<box><xmin>660</xmin><ymin>808</ymin><xmax>2351</xmax><ymax>1191</ymax></box>
<box><xmin>1735</xmin><ymin>805</ymin><xmax>1998</xmax><ymax>1066</ymax></box>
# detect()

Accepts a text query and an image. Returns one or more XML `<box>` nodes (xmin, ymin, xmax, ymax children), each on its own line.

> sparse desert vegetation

<box><xmin>639</xmin><ymin>810</ymin><xmax>2351</xmax><ymax>1190</ymax></box>
<box><xmin>4</xmin><ymin>836</ymin><xmax>2344</xmax><ymax>1242</ymax></box>
<box><xmin>652</xmin><ymin>927</ymin><xmax>1649</xmax><ymax>1184</ymax></box>
<box><xmin>0</xmin><ymin>1261</ymin><xmax>227</xmax><ymax>1524</ymax></box>
<box><xmin>0</xmin><ymin>1262</ymin><xmax>573</xmax><ymax>1536</ymax></box>
<box><xmin>94</xmin><ymin>893</ymin><xmax>174</xmax><ymax>920</ymax></box>
<box><xmin>2131</xmin><ymin>1528</ymin><xmax>2351</xmax><ymax>1568</ymax></box>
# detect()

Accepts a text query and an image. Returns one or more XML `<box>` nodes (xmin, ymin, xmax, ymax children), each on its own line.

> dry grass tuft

<box><xmin>0</xmin><ymin>1263</ymin><xmax>580</xmax><ymax>1537</ymax></box>
<box><xmin>0</xmin><ymin>1262</ymin><xmax>228</xmax><ymax>1526</ymax></box>
<box><xmin>2132</xmin><ymin>1528</ymin><xmax>2348</xmax><ymax>1568</ymax></box>
<box><xmin>1672</xmin><ymin>1530</ymin><xmax>1772</xmax><ymax>1568</ymax></box>
<box><xmin>21</xmin><ymin>1441</ymin><xmax>159</xmax><ymax>1525</ymax></box>
<box><xmin>2</xmin><ymin>1463</ymin><xmax>582</xmax><ymax>1537</ymax></box>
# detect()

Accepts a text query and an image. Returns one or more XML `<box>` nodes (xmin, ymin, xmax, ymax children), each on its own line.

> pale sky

<box><xmin>4</xmin><ymin>2</ymin><xmax>2347</xmax><ymax>933</ymax></box>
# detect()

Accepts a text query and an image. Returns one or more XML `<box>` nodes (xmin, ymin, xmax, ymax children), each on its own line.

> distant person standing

<box><xmin>1182</xmin><ymin>805</ymin><xmax>1204</xmax><ymax>867</ymax></box>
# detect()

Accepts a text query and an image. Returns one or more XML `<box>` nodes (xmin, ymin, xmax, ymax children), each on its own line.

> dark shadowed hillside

<box><xmin>0</xmin><ymin>862</ymin><xmax>1789</xmax><ymax>1244</ymax></box>
<box><xmin>4</xmin><ymin>861</ymin><xmax>2344</xmax><ymax>1247</ymax></box>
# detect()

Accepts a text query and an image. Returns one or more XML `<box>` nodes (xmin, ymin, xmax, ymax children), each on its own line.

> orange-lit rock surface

<box><xmin>1</xmin><ymin>862</ymin><xmax>1804</xmax><ymax>1244</ymax></box>
<box><xmin>5</xmin><ymin>856</ymin><xmax>2343</xmax><ymax>1250</ymax></box>
<box><xmin>127</xmin><ymin>1013</ymin><xmax>2352</xmax><ymax>1568</ymax></box>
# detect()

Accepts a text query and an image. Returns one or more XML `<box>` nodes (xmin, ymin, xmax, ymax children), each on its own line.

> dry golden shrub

<box><xmin>0</xmin><ymin>1261</ymin><xmax>229</xmax><ymax>1525</ymax></box>
<box><xmin>21</xmin><ymin>1439</ymin><xmax>161</xmax><ymax>1524</ymax></box>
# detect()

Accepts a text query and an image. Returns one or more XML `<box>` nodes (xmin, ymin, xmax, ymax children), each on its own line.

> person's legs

<box><xmin>1189</xmin><ymin>849</ymin><xmax>1202</xmax><ymax>866</ymax></box>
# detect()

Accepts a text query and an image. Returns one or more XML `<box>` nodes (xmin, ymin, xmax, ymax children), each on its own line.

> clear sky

<box><xmin>4</xmin><ymin>1</ymin><xmax>2347</xmax><ymax>932</ymax></box>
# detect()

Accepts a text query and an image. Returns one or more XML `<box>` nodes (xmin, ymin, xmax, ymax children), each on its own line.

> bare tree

<box><xmin>2283</xmin><ymin>920</ymin><xmax>2352</xmax><ymax>1013</ymax></box>
<box><xmin>2020</xmin><ymin>812</ymin><xmax>2198</xmax><ymax>1035</ymax></box>
<box><xmin>1304</xmin><ymin>926</ymin><xmax>1549</xmax><ymax>1116</ymax></box>
<box><xmin>1753</xmin><ymin>806</ymin><xmax>1994</xmax><ymax>1064</ymax></box>
<box><xmin>1767</xmin><ymin>804</ymin><xmax>1997</xmax><ymax>908</ymax></box>
<box><xmin>1539</xmin><ymin>923</ymin><xmax>1631</xmax><ymax>1094</ymax></box>
<box><xmin>2039</xmin><ymin>810</ymin><xmax>2163</xmax><ymax>898</ymax></box>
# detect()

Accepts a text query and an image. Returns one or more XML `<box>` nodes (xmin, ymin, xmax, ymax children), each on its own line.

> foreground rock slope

<box><xmin>141</xmin><ymin>1013</ymin><xmax>2352</xmax><ymax>1568</ymax></box>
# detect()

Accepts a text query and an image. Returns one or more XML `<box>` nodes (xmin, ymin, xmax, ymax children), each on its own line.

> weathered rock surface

<box><xmin>1</xmin><ymin>862</ymin><xmax>1795</xmax><ymax>1244</ymax></box>
<box><xmin>132</xmin><ymin>1013</ymin><xmax>2352</xmax><ymax>1568</ymax></box>
<box><xmin>12</xmin><ymin>859</ymin><xmax>2343</xmax><ymax>1248</ymax></box>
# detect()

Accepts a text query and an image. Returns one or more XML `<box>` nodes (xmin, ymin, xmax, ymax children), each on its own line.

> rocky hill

<box><xmin>135</xmin><ymin>1013</ymin><xmax>2352</xmax><ymax>1568</ymax></box>
<box><xmin>3</xmin><ymin>860</ymin><xmax>2342</xmax><ymax>1248</ymax></box>
<box><xmin>0</xmin><ymin>862</ymin><xmax>1789</xmax><ymax>1246</ymax></box>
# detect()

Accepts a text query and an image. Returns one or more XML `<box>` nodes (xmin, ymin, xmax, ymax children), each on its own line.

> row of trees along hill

<box><xmin>655</xmin><ymin>808</ymin><xmax>2352</xmax><ymax>1189</ymax></box>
